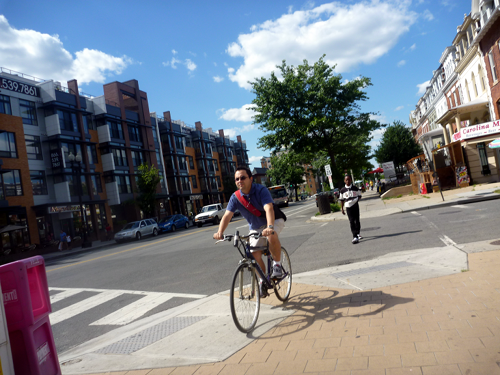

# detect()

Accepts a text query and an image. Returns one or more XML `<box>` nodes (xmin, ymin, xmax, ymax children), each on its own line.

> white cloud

<box><xmin>218</xmin><ymin>104</ymin><xmax>257</xmax><ymax>122</ymax></box>
<box><xmin>370</xmin><ymin>114</ymin><xmax>387</xmax><ymax>124</ymax></box>
<box><xmin>227</xmin><ymin>67</ymin><xmax>235</xmax><ymax>74</ymax></box>
<box><xmin>0</xmin><ymin>15</ymin><xmax>131</xmax><ymax>85</ymax></box>
<box><xmin>185</xmin><ymin>59</ymin><xmax>197</xmax><ymax>71</ymax></box>
<box><xmin>164</xmin><ymin>56</ymin><xmax>181</xmax><ymax>69</ymax></box>
<box><xmin>223</xmin><ymin>124</ymin><xmax>256</xmax><ymax>138</ymax></box>
<box><xmin>410</xmin><ymin>43</ymin><xmax>416</xmax><ymax>51</ymax></box>
<box><xmin>172</xmin><ymin>49</ymin><xmax>178</xmax><ymax>55</ymax></box>
<box><xmin>397</xmin><ymin>60</ymin><xmax>406</xmax><ymax>67</ymax></box>
<box><xmin>226</xmin><ymin>1</ymin><xmax>417</xmax><ymax>89</ymax></box>
<box><xmin>214</xmin><ymin>62</ymin><xmax>217</xmax><ymax>67</ymax></box>
<box><xmin>249</xmin><ymin>155</ymin><xmax>263</xmax><ymax>165</ymax></box>
<box><xmin>395</xmin><ymin>105</ymin><xmax>404</xmax><ymax>111</ymax></box>
<box><xmin>416</xmin><ymin>80</ymin><xmax>430</xmax><ymax>95</ymax></box>
<box><xmin>423</xmin><ymin>9</ymin><xmax>434</xmax><ymax>21</ymax></box>
<box><xmin>213</xmin><ymin>75</ymin><xmax>224</xmax><ymax>83</ymax></box>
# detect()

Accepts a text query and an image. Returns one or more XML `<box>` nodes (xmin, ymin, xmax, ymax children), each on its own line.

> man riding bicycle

<box><xmin>213</xmin><ymin>166</ymin><xmax>285</xmax><ymax>297</ymax></box>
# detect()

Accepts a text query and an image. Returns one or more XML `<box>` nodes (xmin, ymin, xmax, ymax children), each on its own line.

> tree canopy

<box><xmin>251</xmin><ymin>56</ymin><xmax>383</xmax><ymax>185</ymax></box>
<box><xmin>266</xmin><ymin>151</ymin><xmax>306</xmax><ymax>200</ymax></box>
<box><xmin>374</xmin><ymin>120</ymin><xmax>423</xmax><ymax>169</ymax></box>
<box><xmin>136</xmin><ymin>163</ymin><xmax>161</xmax><ymax>218</ymax></box>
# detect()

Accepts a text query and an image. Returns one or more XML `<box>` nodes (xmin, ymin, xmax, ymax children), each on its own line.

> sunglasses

<box><xmin>235</xmin><ymin>176</ymin><xmax>248</xmax><ymax>182</ymax></box>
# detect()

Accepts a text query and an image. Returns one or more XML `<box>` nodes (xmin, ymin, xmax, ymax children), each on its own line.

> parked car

<box><xmin>194</xmin><ymin>204</ymin><xmax>226</xmax><ymax>227</ymax></box>
<box><xmin>114</xmin><ymin>219</ymin><xmax>159</xmax><ymax>243</ymax></box>
<box><xmin>158</xmin><ymin>214</ymin><xmax>189</xmax><ymax>233</ymax></box>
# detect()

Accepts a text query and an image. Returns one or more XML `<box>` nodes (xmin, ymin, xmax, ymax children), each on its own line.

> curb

<box><xmin>399</xmin><ymin>193</ymin><xmax>500</xmax><ymax>213</ymax></box>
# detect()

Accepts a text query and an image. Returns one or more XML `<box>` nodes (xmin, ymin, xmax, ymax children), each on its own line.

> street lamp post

<box><xmin>68</xmin><ymin>152</ymin><xmax>92</xmax><ymax>248</ymax></box>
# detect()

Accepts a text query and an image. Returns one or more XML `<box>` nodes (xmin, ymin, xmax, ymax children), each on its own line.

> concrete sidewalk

<box><xmin>57</xmin><ymin>185</ymin><xmax>500</xmax><ymax>375</ymax></box>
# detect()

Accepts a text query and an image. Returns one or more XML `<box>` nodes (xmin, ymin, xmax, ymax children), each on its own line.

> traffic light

<box><xmin>290</xmin><ymin>184</ymin><xmax>293</xmax><ymax>188</ymax></box>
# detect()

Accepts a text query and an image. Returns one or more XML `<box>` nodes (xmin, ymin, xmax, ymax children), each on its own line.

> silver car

<box><xmin>114</xmin><ymin>219</ymin><xmax>159</xmax><ymax>243</ymax></box>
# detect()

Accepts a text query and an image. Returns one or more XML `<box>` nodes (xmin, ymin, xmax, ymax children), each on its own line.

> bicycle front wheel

<box><xmin>273</xmin><ymin>247</ymin><xmax>292</xmax><ymax>302</ymax></box>
<box><xmin>230</xmin><ymin>263</ymin><xmax>260</xmax><ymax>333</ymax></box>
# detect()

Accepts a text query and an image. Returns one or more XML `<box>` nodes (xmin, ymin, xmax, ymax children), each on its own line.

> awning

<box><xmin>0</xmin><ymin>225</ymin><xmax>26</xmax><ymax>234</ymax></box>
<box><xmin>436</xmin><ymin>97</ymin><xmax>489</xmax><ymax>125</ymax></box>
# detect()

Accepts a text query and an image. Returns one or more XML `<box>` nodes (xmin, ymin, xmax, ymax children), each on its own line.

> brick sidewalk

<box><xmin>87</xmin><ymin>250</ymin><xmax>500</xmax><ymax>375</ymax></box>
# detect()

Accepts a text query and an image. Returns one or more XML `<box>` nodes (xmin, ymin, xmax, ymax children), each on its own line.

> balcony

<box><xmin>45</xmin><ymin>114</ymin><xmax>61</xmax><ymax>137</ymax></box>
<box><xmin>101</xmin><ymin>153</ymin><xmax>115</xmax><ymax>172</ymax></box>
<box><xmin>97</xmin><ymin>125</ymin><xmax>111</xmax><ymax>143</ymax></box>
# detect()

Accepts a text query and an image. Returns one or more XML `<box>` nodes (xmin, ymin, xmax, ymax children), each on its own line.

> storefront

<box><xmin>0</xmin><ymin>206</ymin><xmax>31</xmax><ymax>255</ymax></box>
<box><xmin>452</xmin><ymin>120</ymin><xmax>500</xmax><ymax>184</ymax></box>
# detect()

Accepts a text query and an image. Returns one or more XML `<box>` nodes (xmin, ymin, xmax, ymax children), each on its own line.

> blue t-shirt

<box><xmin>226</xmin><ymin>183</ymin><xmax>274</xmax><ymax>230</ymax></box>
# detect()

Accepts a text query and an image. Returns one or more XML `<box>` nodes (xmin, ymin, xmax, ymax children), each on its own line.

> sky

<box><xmin>0</xmin><ymin>0</ymin><xmax>471</xmax><ymax>168</ymax></box>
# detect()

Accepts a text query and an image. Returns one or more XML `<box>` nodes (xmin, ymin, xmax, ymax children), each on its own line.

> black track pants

<box><xmin>346</xmin><ymin>203</ymin><xmax>360</xmax><ymax>238</ymax></box>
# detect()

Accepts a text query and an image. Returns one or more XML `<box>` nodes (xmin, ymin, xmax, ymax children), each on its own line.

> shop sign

<box><xmin>381</xmin><ymin>161</ymin><xmax>396</xmax><ymax>180</ymax></box>
<box><xmin>50</xmin><ymin>148</ymin><xmax>64</xmax><ymax>169</ymax></box>
<box><xmin>452</xmin><ymin>120</ymin><xmax>500</xmax><ymax>141</ymax></box>
<box><xmin>48</xmin><ymin>205</ymin><xmax>81</xmax><ymax>214</ymax></box>
<box><xmin>190</xmin><ymin>195</ymin><xmax>203</xmax><ymax>200</ymax></box>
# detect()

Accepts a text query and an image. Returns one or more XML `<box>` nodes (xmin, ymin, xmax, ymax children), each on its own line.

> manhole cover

<box><xmin>490</xmin><ymin>240</ymin><xmax>500</xmax><ymax>246</ymax></box>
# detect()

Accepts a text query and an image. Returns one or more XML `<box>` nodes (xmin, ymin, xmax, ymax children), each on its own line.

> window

<box><xmin>477</xmin><ymin>143</ymin><xmax>491</xmax><ymax>175</ymax></box>
<box><xmin>180</xmin><ymin>176</ymin><xmax>190</xmax><ymax>191</ymax></box>
<box><xmin>188</xmin><ymin>156</ymin><xmax>194</xmax><ymax>169</ymax></box>
<box><xmin>61</xmin><ymin>142</ymin><xmax>82</xmax><ymax>162</ymax></box>
<box><xmin>57</xmin><ymin>110</ymin><xmax>78</xmax><ymax>132</ymax></box>
<box><xmin>465</xmin><ymin>80</ymin><xmax>471</xmax><ymax>102</ymax></box>
<box><xmin>131</xmin><ymin>150</ymin><xmax>144</xmax><ymax>167</ymax></box>
<box><xmin>128</xmin><ymin>125</ymin><xmax>141</xmax><ymax>142</ymax></box>
<box><xmin>489</xmin><ymin>51</ymin><xmax>498</xmax><ymax>82</ymax></box>
<box><xmin>108</xmin><ymin>121</ymin><xmax>124</xmax><ymax>139</ymax></box>
<box><xmin>178</xmin><ymin>156</ymin><xmax>187</xmax><ymax>170</ymax></box>
<box><xmin>30</xmin><ymin>171</ymin><xmax>47</xmax><ymax>195</ymax></box>
<box><xmin>19</xmin><ymin>100</ymin><xmax>37</xmax><ymax>125</ymax></box>
<box><xmin>151</xmin><ymin>125</ymin><xmax>158</xmax><ymax>143</ymax></box>
<box><xmin>25</xmin><ymin>135</ymin><xmax>42</xmax><ymax>160</ymax></box>
<box><xmin>155</xmin><ymin>150</ymin><xmax>162</xmax><ymax>167</ymax></box>
<box><xmin>174</xmin><ymin>136</ymin><xmax>184</xmax><ymax>151</ymax></box>
<box><xmin>112</xmin><ymin>148</ymin><xmax>128</xmax><ymax>167</ymax></box>
<box><xmin>116</xmin><ymin>175</ymin><xmax>132</xmax><ymax>193</ymax></box>
<box><xmin>471</xmin><ymin>72</ymin><xmax>478</xmax><ymax>97</ymax></box>
<box><xmin>0</xmin><ymin>132</ymin><xmax>17</xmax><ymax>158</ymax></box>
<box><xmin>478</xmin><ymin>65</ymin><xmax>486</xmax><ymax>92</ymax></box>
<box><xmin>205</xmin><ymin>142</ymin><xmax>212</xmax><ymax>155</ymax></box>
<box><xmin>3</xmin><ymin>170</ymin><xmax>22</xmax><ymax>196</ymax></box>
<box><xmin>83</xmin><ymin>115</ymin><xmax>95</xmax><ymax>132</ymax></box>
<box><xmin>87</xmin><ymin>145</ymin><xmax>98</xmax><ymax>165</ymax></box>
<box><xmin>191</xmin><ymin>175</ymin><xmax>198</xmax><ymax>188</ymax></box>
<box><xmin>90</xmin><ymin>174</ymin><xmax>103</xmax><ymax>195</ymax></box>
<box><xmin>0</xmin><ymin>95</ymin><xmax>11</xmax><ymax>115</ymax></box>
<box><xmin>214</xmin><ymin>159</ymin><xmax>219</xmax><ymax>171</ymax></box>
<box><xmin>216</xmin><ymin>176</ymin><xmax>221</xmax><ymax>188</ymax></box>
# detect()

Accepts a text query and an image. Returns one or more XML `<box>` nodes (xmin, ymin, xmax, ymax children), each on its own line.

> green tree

<box><xmin>136</xmin><ymin>163</ymin><xmax>161</xmax><ymax>218</ymax></box>
<box><xmin>251</xmin><ymin>56</ymin><xmax>383</xmax><ymax>186</ymax></box>
<box><xmin>374</xmin><ymin>120</ymin><xmax>423</xmax><ymax>172</ymax></box>
<box><xmin>266</xmin><ymin>151</ymin><xmax>305</xmax><ymax>201</ymax></box>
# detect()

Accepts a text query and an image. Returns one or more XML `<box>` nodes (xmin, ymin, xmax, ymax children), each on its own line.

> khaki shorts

<box><xmin>249</xmin><ymin>218</ymin><xmax>285</xmax><ymax>251</ymax></box>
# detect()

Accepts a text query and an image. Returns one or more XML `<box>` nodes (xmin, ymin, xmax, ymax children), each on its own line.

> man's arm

<box><xmin>213</xmin><ymin>210</ymin><xmax>234</xmax><ymax>239</ymax></box>
<box><xmin>262</xmin><ymin>203</ymin><xmax>275</xmax><ymax>236</ymax></box>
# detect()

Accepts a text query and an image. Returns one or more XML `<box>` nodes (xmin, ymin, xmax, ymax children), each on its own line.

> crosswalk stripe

<box><xmin>50</xmin><ymin>291</ymin><xmax>124</xmax><ymax>325</ymax></box>
<box><xmin>90</xmin><ymin>293</ymin><xmax>176</xmax><ymax>326</ymax></box>
<box><xmin>50</xmin><ymin>289</ymin><xmax>83</xmax><ymax>304</ymax></box>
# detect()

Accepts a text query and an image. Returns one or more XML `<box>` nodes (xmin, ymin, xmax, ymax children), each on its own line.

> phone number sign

<box><xmin>1</xmin><ymin>77</ymin><xmax>40</xmax><ymax>97</ymax></box>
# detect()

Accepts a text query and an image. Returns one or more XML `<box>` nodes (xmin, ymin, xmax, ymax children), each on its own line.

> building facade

<box><xmin>0</xmin><ymin>68</ymin><xmax>249</xmax><ymax>253</ymax></box>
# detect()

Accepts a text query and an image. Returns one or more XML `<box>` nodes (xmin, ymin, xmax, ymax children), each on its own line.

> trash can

<box><xmin>317</xmin><ymin>194</ymin><xmax>331</xmax><ymax>215</ymax></box>
<box><xmin>0</xmin><ymin>256</ymin><xmax>61</xmax><ymax>375</ymax></box>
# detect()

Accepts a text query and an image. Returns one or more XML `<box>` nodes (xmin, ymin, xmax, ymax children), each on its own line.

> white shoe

<box><xmin>357</xmin><ymin>234</ymin><xmax>363</xmax><ymax>240</ymax></box>
<box><xmin>352</xmin><ymin>237</ymin><xmax>359</xmax><ymax>244</ymax></box>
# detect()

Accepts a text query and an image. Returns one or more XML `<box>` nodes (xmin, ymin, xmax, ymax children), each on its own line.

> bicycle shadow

<box><xmin>247</xmin><ymin>287</ymin><xmax>414</xmax><ymax>339</ymax></box>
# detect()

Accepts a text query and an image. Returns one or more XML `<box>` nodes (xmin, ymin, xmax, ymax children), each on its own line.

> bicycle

<box><xmin>216</xmin><ymin>230</ymin><xmax>292</xmax><ymax>333</ymax></box>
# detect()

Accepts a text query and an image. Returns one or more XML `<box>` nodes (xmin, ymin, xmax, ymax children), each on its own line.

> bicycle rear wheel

<box><xmin>273</xmin><ymin>247</ymin><xmax>292</xmax><ymax>302</ymax></box>
<box><xmin>230</xmin><ymin>263</ymin><xmax>260</xmax><ymax>333</ymax></box>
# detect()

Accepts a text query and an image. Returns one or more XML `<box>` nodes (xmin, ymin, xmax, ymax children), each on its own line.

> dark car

<box><xmin>158</xmin><ymin>214</ymin><xmax>190</xmax><ymax>233</ymax></box>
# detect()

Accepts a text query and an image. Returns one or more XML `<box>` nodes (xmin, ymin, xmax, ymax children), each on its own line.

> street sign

<box><xmin>325</xmin><ymin>165</ymin><xmax>332</xmax><ymax>176</ymax></box>
<box><xmin>328</xmin><ymin>175</ymin><xmax>334</xmax><ymax>189</ymax></box>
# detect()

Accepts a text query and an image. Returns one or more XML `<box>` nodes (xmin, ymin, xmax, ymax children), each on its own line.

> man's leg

<box><xmin>351</xmin><ymin>203</ymin><xmax>360</xmax><ymax>237</ymax></box>
<box><xmin>252</xmin><ymin>250</ymin><xmax>266</xmax><ymax>274</ymax></box>
<box><xmin>346</xmin><ymin>207</ymin><xmax>357</xmax><ymax>238</ymax></box>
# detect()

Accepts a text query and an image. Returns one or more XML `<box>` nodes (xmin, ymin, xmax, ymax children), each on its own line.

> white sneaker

<box><xmin>352</xmin><ymin>237</ymin><xmax>359</xmax><ymax>244</ymax></box>
<box><xmin>357</xmin><ymin>234</ymin><xmax>363</xmax><ymax>240</ymax></box>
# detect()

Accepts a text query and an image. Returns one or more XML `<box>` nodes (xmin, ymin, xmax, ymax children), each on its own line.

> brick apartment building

<box><xmin>0</xmin><ymin>68</ymin><xmax>249</xmax><ymax>254</ymax></box>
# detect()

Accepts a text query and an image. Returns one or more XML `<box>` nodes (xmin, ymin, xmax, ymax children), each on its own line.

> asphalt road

<box><xmin>46</xmin><ymin>199</ymin><xmax>500</xmax><ymax>353</ymax></box>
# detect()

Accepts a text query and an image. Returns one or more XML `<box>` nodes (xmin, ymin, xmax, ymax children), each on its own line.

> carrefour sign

<box><xmin>452</xmin><ymin>120</ymin><xmax>500</xmax><ymax>141</ymax></box>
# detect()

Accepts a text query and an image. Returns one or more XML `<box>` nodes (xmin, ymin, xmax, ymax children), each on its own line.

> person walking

<box><xmin>66</xmin><ymin>234</ymin><xmax>72</xmax><ymax>249</ymax></box>
<box><xmin>370</xmin><ymin>180</ymin><xmax>373</xmax><ymax>191</ymax></box>
<box><xmin>58</xmin><ymin>229</ymin><xmax>67</xmax><ymax>251</ymax></box>
<box><xmin>339</xmin><ymin>175</ymin><xmax>362</xmax><ymax>244</ymax></box>
<box><xmin>105</xmin><ymin>223</ymin><xmax>112</xmax><ymax>241</ymax></box>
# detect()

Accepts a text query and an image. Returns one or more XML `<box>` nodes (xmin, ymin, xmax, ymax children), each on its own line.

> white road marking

<box><xmin>411</xmin><ymin>211</ymin><xmax>421</xmax><ymax>216</ymax></box>
<box><xmin>50</xmin><ymin>290</ymin><xmax>124</xmax><ymax>325</ymax></box>
<box><xmin>439</xmin><ymin>235</ymin><xmax>458</xmax><ymax>247</ymax></box>
<box><xmin>321</xmin><ymin>223</ymin><xmax>329</xmax><ymax>227</ymax></box>
<box><xmin>90</xmin><ymin>293</ymin><xmax>176</xmax><ymax>326</ymax></box>
<box><xmin>49</xmin><ymin>287</ymin><xmax>207</xmax><ymax>325</ymax></box>
<box><xmin>50</xmin><ymin>289</ymin><xmax>83</xmax><ymax>304</ymax></box>
<box><xmin>451</xmin><ymin>205</ymin><xmax>469</xmax><ymax>208</ymax></box>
